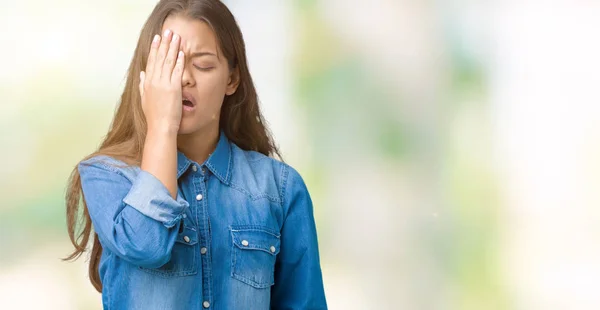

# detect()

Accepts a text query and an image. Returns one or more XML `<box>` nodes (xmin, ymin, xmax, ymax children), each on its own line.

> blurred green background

<box><xmin>1</xmin><ymin>0</ymin><xmax>600</xmax><ymax>309</ymax></box>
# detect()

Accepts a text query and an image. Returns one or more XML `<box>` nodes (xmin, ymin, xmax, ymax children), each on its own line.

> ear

<box><xmin>225</xmin><ymin>66</ymin><xmax>240</xmax><ymax>96</ymax></box>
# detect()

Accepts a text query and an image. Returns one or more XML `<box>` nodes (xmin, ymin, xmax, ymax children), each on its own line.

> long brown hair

<box><xmin>64</xmin><ymin>0</ymin><xmax>280</xmax><ymax>292</ymax></box>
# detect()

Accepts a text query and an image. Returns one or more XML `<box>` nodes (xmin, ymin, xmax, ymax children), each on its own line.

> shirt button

<box><xmin>270</xmin><ymin>246</ymin><xmax>276</xmax><ymax>253</ymax></box>
<box><xmin>241</xmin><ymin>240</ymin><xmax>249</xmax><ymax>246</ymax></box>
<box><xmin>192</xmin><ymin>165</ymin><xmax>197</xmax><ymax>172</ymax></box>
<box><xmin>201</xmin><ymin>247</ymin><xmax>207</xmax><ymax>254</ymax></box>
<box><xmin>183</xmin><ymin>236</ymin><xmax>191</xmax><ymax>243</ymax></box>
<box><xmin>182</xmin><ymin>213</ymin><xmax>187</xmax><ymax>218</ymax></box>
<box><xmin>196</xmin><ymin>194</ymin><xmax>203</xmax><ymax>201</ymax></box>
<box><xmin>203</xmin><ymin>301</ymin><xmax>210</xmax><ymax>308</ymax></box>
<box><xmin>202</xmin><ymin>168</ymin><xmax>206</xmax><ymax>174</ymax></box>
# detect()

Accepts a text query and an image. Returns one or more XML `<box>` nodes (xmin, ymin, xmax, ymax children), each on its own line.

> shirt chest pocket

<box><xmin>230</xmin><ymin>226</ymin><xmax>281</xmax><ymax>289</ymax></box>
<box><xmin>139</xmin><ymin>224</ymin><xmax>199</xmax><ymax>277</ymax></box>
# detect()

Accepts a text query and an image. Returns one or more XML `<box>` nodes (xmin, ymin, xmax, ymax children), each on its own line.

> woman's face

<box><xmin>161</xmin><ymin>15</ymin><xmax>238</xmax><ymax>135</ymax></box>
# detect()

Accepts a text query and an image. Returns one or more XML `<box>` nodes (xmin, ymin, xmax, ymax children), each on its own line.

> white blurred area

<box><xmin>492</xmin><ymin>2</ymin><xmax>600</xmax><ymax>309</ymax></box>
<box><xmin>1</xmin><ymin>0</ymin><xmax>600</xmax><ymax>309</ymax></box>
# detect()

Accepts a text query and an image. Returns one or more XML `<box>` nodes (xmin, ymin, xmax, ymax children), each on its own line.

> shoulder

<box><xmin>78</xmin><ymin>155</ymin><xmax>139</xmax><ymax>182</ymax></box>
<box><xmin>229</xmin><ymin>144</ymin><xmax>308</xmax><ymax>205</ymax></box>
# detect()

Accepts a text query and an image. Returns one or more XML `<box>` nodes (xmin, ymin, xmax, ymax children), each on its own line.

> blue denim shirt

<box><xmin>78</xmin><ymin>132</ymin><xmax>327</xmax><ymax>310</ymax></box>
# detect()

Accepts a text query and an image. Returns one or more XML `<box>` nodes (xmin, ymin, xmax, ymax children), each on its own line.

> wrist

<box><xmin>146</xmin><ymin>122</ymin><xmax>179</xmax><ymax>137</ymax></box>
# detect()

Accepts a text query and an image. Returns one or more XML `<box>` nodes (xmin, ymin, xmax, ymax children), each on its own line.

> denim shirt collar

<box><xmin>176</xmin><ymin>130</ymin><xmax>232</xmax><ymax>185</ymax></box>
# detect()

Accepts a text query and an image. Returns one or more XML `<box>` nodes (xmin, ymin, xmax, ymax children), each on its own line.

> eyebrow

<box><xmin>190</xmin><ymin>52</ymin><xmax>217</xmax><ymax>58</ymax></box>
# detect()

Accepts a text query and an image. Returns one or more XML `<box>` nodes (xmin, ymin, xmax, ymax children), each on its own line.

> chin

<box><xmin>177</xmin><ymin>118</ymin><xmax>216</xmax><ymax>136</ymax></box>
<box><xmin>178</xmin><ymin>124</ymin><xmax>201</xmax><ymax>135</ymax></box>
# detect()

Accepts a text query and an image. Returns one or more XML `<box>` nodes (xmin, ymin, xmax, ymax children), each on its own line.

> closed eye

<box><xmin>194</xmin><ymin>65</ymin><xmax>214</xmax><ymax>72</ymax></box>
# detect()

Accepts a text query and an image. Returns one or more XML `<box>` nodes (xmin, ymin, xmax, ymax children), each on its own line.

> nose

<box><xmin>181</xmin><ymin>66</ymin><xmax>194</xmax><ymax>87</ymax></box>
<box><xmin>178</xmin><ymin>39</ymin><xmax>194</xmax><ymax>87</ymax></box>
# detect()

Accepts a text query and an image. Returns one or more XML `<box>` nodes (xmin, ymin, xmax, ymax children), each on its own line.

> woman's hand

<box><xmin>139</xmin><ymin>29</ymin><xmax>185</xmax><ymax>134</ymax></box>
<box><xmin>139</xmin><ymin>29</ymin><xmax>184</xmax><ymax>199</ymax></box>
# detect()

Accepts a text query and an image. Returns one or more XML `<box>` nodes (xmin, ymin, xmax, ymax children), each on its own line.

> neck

<box><xmin>177</xmin><ymin>126</ymin><xmax>220</xmax><ymax>165</ymax></box>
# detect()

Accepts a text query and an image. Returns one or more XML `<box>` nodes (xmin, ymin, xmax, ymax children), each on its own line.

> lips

<box><xmin>182</xmin><ymin>91</ymin><xmax>196</xmax><ymax>108</ymax></box>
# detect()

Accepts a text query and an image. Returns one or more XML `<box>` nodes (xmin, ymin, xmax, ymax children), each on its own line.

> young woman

<box><xmin>64</xmin><ymin>1</ymin><xmax>327</xmax><ymax>309</ymax></box>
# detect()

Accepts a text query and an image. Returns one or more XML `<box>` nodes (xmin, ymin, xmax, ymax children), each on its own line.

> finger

<box><xmin>153</xmin><ymin>29</ymin><xmax>172</xmax><ymax>81</ymax></box>
<box><xmin>171</xmin><ymin>50</ymin><xmax>185</xmax><ymax>84</ymax></box>
<box><xmin>139</xmin><ymin>71</ymin><xmax>145</xmax><ymax>97</ymax></box>
<box><xmin>145</xmin><ymin>35</ymin><xmax>160</xmax><ymax>81</ymax></box>
<box><xmin>162</xmin><ymin>33</ymin><xmax>180</xmax><ymax>82</ymax></box>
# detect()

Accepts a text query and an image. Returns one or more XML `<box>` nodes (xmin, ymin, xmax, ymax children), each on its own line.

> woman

<box><xmin>64</xmin><ymin>0</ymin><xmax>327</xmax><ymax>309</ymax></box>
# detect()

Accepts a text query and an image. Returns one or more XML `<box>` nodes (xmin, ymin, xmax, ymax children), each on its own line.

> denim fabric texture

<box><xmin>78</xmin><ymin>131</ymin><xmax>327</xmax><ymax>310</ymax></box>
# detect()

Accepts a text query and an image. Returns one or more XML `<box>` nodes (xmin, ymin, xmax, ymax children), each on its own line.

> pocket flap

<box><xmin>176</xmin><ymin>225</ymin><xmax>198</xmax><ymax>245</ymax></box>
<box><xmin>231</xmin><ymin>227</ymin><xmax>280</xmax><ymax>255</ymax></box>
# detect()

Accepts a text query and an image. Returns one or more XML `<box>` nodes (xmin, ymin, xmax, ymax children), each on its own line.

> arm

<box><xmin>79</xmin><ymin>159</ymin><xmax>188</xmax><ymax>268</ymax></box>
<box><xmin>141</xmin><ymin>128</ymin><xmax>179</xmax><ymax>199</ymax></box>
<box><xmin>77</xmin><ymin>29</ymin><xmax>186</xmax><ymax>269</ymax></box>
<box><xmin>271</xmin><ymin>166</ymin><xmax>327</xmax><ymax>309</ymax></box>
<box><xmin>139</xmin><ymin>29</ymin><xmax>184</xmax><ymax>200</ymax></box>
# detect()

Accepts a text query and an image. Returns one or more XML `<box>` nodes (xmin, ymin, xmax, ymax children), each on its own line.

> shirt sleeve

<box><xmin>122</xmin><ymin>169</ymin><xmax>189</xmax><ymax>228</ymax></box>
<box><xmin>270</xmin><ymin>165</ymin><xmax>328</xmax><ymax>309</ymax></box>
<box><xmin>78</xmin><ymin>158</ymin><xmax>189</xmax><ymax>269</ymax></box>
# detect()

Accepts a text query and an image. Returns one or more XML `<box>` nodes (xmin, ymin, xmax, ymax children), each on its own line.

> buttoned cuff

<box><xmin>123</xmin><ymin>170</ymin><xmax>189</xmax><ymax>228</ymax></box>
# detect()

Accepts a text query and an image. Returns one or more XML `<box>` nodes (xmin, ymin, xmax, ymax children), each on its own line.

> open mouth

<box><xmin>182</xmin><ymin>91</ymin><xmax>196</xmax><ymax>110</ymax></box>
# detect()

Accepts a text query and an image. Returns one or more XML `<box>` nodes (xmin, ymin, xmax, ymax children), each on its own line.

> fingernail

<box><xmin>164</xmin><ymin>29</ymin><xmax>170</xmax><ymax>37</ymax></box>
<box><xmin>153</xmin><ymin>35</ymin><xmax>159</xmax><ymax>43</ymax></box>
<box><xmin>178</xmin><ymin>51</ymin><xmax>184</xmax><ymax>58</ymax></box>
<box><xmin>173</xmin><ymin>34</ymin><xmax>179</xmax><ymax>41</ymax></box>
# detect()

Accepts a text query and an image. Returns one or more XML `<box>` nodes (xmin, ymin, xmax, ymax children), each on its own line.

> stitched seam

<box><xmin>230</xmin><ymin>228</ymin><xmax>280</xmax><ymax>255</ymax></box>
<box><xmin>279</xmin><ymin>164</ymin><xmax>290</xmax><ymax>209</ymax></box>
<box><xmin>233</xmin><ymin>245</ymin><xmax>279</xmax><ymax>255</ymax></box>
<box><xmin>230</xmin><ymin>228</ymin><xmax>236</xmax><ymax>278</ymax></box>
<box><xmin>227</xmin><ymin>181</ymin><xmax>281</xmax><ymax>203</ymax></box>
<box><xmin>176</xmin><ymin>164</ymin><xmax>189</xmax><ymax>179</ymax></box>
<box><xmin>138</xmin><ymin>268</ymin><xmax>197</xmax><ymax>277</ymax></box>
<box><xmin>138</xmin><ymin>243</ymin><xmax>198</xmax><ymax>277</ymax></box>
<box><xmin>225</xmin><ymin>142</ymin><xmax>233</xmax><ymax>183</ymax></box>
<box><xmin>205</xmin><ymin>160</ymin><xmax>218</xmax><ymax>180</ymax></box>
<box><xmin>200</xmin><ymin>176</ymin><xmax>213</xmax><ymax>301</ymax></box>
<box><xmin>230</xmin><ymin>226</ymin><xmax>281</xmax><ymax>237</ymax></box>
<box><xmin>232</xmin><ymin>273</ymin><xmax>272</xmax><ymax>289</ymax></box>
<box><xmin>80</xmin><ymin>160</ymin><xmax>134</xmax><ymax>184</ymax></box>
<box><xmin>245</xmin><ymin>151</ymin><xmax>267</xmax><ymax>163</ymax></box>
<box><xmin>229</xmin><ymin>226</ymin><xmax>277</xmax><ymax>288</ymax></box>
